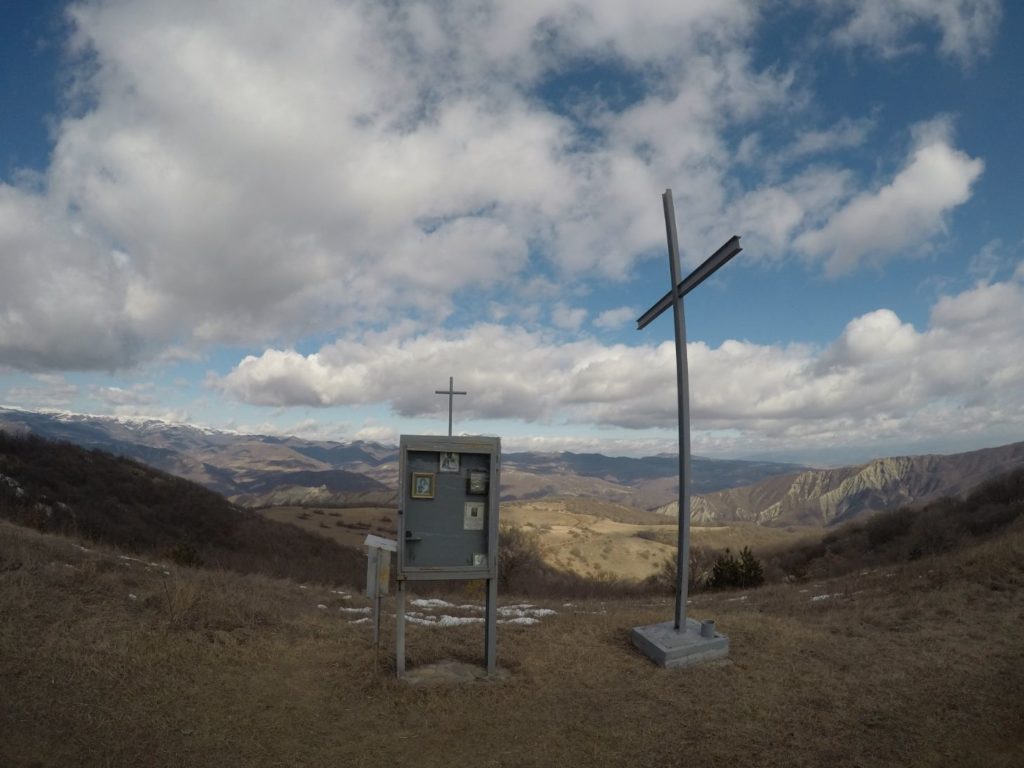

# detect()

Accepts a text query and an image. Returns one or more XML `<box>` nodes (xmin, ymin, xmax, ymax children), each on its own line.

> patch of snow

<box><xmin>349</xmin><ymin>617</ymin><xmax>371</xmax><ymax>625</ymax></box>
<box><xmin>498</xmin><ymin>606</ymin><xmax>555</xmax><ymax>619</ymax></box>
<box><xmin>436</xmin><ymin>615</ymin><xmax>483</xmax><ymax>626</ymax></box>
<box><xmin>316</xmin><ymin>604</ymin><xmax>328</xmax><ymax>610</ymax></box>
<box><xmin>338</xmin><ymin>606</ymin><xmax>371</xmax><ymax>614</ymax></box>
<box><xmin>810</xmin><ymin>593</ymin><xmax>842</xmax><ymax>602</ymax></box>
<box><xmin>128</xmin><ymin>593</ymin><xmax>137</xmax><ymax>600</ymax></box>
<box><xmin>725</xmin><ymin>595</ymin><xmax>749</xmax><ymax>602</ymax></box>
<box><xmin>405</xmin><ymin>615</ymin><xmax>438</xmax><ymax>626</ymax></box>
<box><xmin>500</xmin><ymin>617</ymin><xmax>540</xmax><ymax>626</ymax></box>
<box><xmin>73</xmin><ymin>544</ymin><xmax>91</xmax><ymax>552</ymax></box>
<box><xmin>298</xmin><ymin>585</ymin><xmax>308</xmax><ymax>590</ymax></box>
<box><xmin>411</xmin><ymin>598</ymin><xmax>456</xmax><ymax>609</ymax></box>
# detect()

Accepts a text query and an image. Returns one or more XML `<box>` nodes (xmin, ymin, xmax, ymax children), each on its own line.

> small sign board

<box><xmin>364</xmin><ymin>535</ymin><xmax>396</xmax><ymax>597</ymax></box>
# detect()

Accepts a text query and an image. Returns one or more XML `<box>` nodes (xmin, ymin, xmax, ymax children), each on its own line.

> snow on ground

<box><xmin>343</xmin><ymin>599</ymin><xmax>558</xmax><ymax>627</ymax></box>
<box><xmin>811</xmin><ymin>593</ymin><xmax>843</xmax><ymax>602</ymax></box>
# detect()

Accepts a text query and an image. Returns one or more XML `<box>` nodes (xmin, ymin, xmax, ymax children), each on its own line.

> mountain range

<box><xmin>0</xmin><ymin>407</ymin><xmax>802</xmax><ymax>508</ymax></box>
<box><xmin>2</xmin><ymin>407</ymin><xmax>1021</xmax><ymax>527</ymax></box>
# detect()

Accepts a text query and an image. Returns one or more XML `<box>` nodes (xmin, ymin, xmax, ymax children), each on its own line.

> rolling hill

<box><xmin>0</xmin><ymin>431</ymin><xmax>365</xmax><ymax>586</ymax></box>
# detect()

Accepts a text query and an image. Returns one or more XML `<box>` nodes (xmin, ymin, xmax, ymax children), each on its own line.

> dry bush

<box><xmin>643</xmin><ymin>544</ymin><xmax>718</xmax><ymax>594</ymax></box>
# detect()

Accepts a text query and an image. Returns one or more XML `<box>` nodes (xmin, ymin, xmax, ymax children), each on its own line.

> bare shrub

<box><xmin>644</xmin><ymin>545</ymin><xmax>718</xmax><ymax>594</ymax></box>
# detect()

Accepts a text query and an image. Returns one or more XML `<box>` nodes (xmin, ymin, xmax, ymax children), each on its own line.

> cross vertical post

<box><xmin>435</xmin><ymin>376</ymin><xmax>467</xmax><ymax>436</ymax></box>
<box><xmin>663</xmin><ymin>190</ymin><xmax>691</xmax><ymax>630</ymax></box>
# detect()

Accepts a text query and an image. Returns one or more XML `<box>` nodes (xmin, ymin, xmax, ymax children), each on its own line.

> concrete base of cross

<box><xmin>631</xmin><ymin>617</ymin><xmax>729</xmax><ymax>668</ymax></box>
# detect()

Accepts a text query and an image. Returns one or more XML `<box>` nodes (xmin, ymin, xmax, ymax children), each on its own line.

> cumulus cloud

<box><xmin>214</xmin><ymin>265</ymin><xmax>1024</xmax><ymax>450</ymax></box>
<box><xmin>785</xmin><ymin>117</ymin><xmax>875</xmax><ymax>160</ymax></box>
<box><xmin>829</xmin><ymin>0</ymin><xmax>1002</xmax><ymax>64</ymax></box>
<box><xmin>551</xmin><ymin>304</ymin><xmax>588</xmax><ymax>332</ymax></box>
<box><xmin>92</xmin><ymin>385</ymin><xmax>155</xmax><ymax>407</ymax></box>
<box><xmin>794</xmin><ymin>119</ymin><xmax>983</xmax><ymax>275</ymax></box>
<box><xmin>594</xmin><ymin>307</ymin><xmax>637</xmax><ymax>330</ymax></box>
<box><xmin>0</xmin><ymin>0</ymin><xmax>1000</xmax><ymax>378</ymax></box>
<box><xmin>0</xmin><ymin>186</ymin><xmax>145</xmax><ymax>370</ymax></box>
<box><xmin>3</xmin><ymin>374</ymin><xmax>79</xmax><ymax>409</ymax></box>
<box><xmin>0</xmin><ymin>0</ymin><xmax>793</xmax><ymax>372</ymax></box>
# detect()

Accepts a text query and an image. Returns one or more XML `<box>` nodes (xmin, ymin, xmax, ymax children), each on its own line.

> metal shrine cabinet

<box><xmin>395</xmin><ymin>434</ymin><xmax>501</xmax><ymax>675</ymax></box>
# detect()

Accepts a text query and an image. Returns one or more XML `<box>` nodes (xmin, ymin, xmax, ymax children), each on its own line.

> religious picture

<box><xmin>467</xmin><ymin>469</ymin><xmax>489</xmax><ymax>495</ymax></box>
<box><xmin>410</xmin><ymin>472</ymin><xmax>435</xmax><ymax>499</ymax></box>
<box><xmin>439</xmin><ymin>451</ymin><xmax>460</xmax><ymax>473</ymax></box>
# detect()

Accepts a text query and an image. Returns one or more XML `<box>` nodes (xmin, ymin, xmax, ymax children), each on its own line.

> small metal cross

<box><xmin>434</xmin><ymin>376</ymin><xmax>467</xmax><ymax>436</ymax></box>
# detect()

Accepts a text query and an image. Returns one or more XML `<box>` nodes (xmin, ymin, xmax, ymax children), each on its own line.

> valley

<box><xmin>4</xmin><ymin>410</ymin><xmax>1023</xmax><ymax>535</ymax></box>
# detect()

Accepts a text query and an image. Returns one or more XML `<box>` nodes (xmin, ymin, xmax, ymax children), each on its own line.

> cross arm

<box><xmin>636</xmin><ymin>235</ymin><xmax>742</xmax><ymax>330</ymax></box>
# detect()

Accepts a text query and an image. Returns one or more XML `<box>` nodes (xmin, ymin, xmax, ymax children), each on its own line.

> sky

<box><xmin>1</xmin><ymin>0</ymin><xmax>1022</xmax><ymax>465</ymax></box>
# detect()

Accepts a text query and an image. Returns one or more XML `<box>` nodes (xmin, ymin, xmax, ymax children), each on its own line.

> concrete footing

<box><xmin>631</xmin><ymin>618</ymin><xmax>729</xmax><ymax>668</ymax></box>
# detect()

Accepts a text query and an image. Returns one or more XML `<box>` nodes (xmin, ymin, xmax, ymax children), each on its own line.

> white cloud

<box><xmin>794</xmin><ymin>119</ymin><xmax>983</xmax><ymax>275</ymax></box>
<box><xmin>0</xmin><ymin>0</ymin><xmax>1002</xmax><ymax>383</ymax></box>
<box><xmin>214</xmin><ymin>264</ymin><xmax>1024</xmax><ymax>452</ymax></box>
<box><xmin>829</xmin><ymin>0</ymin><xmax>1002</xmax><ymax>64</ymax></box>
<box><xmin>0</xmin><ymin>0</ymin><xmax>794</xmax><ymax>374</ymax></box>
<box><xmin>92</xmin><ymin>385</ymin><xmax>155</xmax><ymax>407</ymax></box>
<box><xmin>785</xmin><ymin>117</ymin><xmax>875</xmax><ymax>159</ymax></box>
<box><xmin>0</xmin><ymin>186</ymin><xmax>145</xmax><ymax>370</ymax></box>
<box><xmin>594</xmin><ymin>307</ymin><xmax>637</xmax><ymax>330</ymax></box>
<box><xmin>3</xmin><ymin>374</ymin><xmax>79</xmax><ymax>409</ymax></box>
<box><xmin>551</xmin><ymin>304</ymin><xmax>588</xmax><ymax>332</ymax></box>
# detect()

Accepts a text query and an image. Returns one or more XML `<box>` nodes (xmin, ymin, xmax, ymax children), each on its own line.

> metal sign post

<box><xmin>364</xmin><ymin>534</ymin><xmax>397</xmax><ymax>669</ymax></box>
<box><xmin>630</xmin><ymin>189</ymin><xmax>740</xmax><ymax>668</ymax></box>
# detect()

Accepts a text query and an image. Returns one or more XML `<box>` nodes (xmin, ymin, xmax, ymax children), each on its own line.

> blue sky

<box><xmin>1</xmin><ymin>0</ymin><xmax>1021</xmax><ymax>464</ymax></box>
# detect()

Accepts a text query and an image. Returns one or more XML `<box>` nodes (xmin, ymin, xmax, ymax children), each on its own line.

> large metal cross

<box><xmin>434</xmin><ymin>376</ymin><xmax>467</xmax><ymax>437</ymax></box>
<box><xmin>638</xmin><ymin>189</ymin><xmax>741</xmax><ymax>632</ymax></box>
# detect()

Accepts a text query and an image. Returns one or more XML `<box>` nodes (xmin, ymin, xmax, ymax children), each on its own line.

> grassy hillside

<box><xmin>2</xmin><ymin>515</ymin><xmax>1022</xmax><ymax>767</ymax></box>
<box><xmin>0</xmin><ymin>432</ymin><xmax>364</xmax><ymax>586</ymax></box>
<box><xmin>762</xmin><ymin>466</ymin><xmax>1024</xmax><ymax>582</ymax></box>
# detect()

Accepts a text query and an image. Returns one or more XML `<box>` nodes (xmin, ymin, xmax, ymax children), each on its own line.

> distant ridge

<box><xmin>654</xmin><ymin>441</ymin><xmax>1024</xmax><ymax>527</ymax></box>
<box><xmin>0</xmin><ymin>408</ymin><xmax>803</xmax><ymax>508</ymax></box>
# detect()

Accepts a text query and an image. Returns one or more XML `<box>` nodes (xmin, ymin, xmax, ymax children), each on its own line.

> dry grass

<box><xmin>257</xmin><ymin>505</ymin><xmax>396</xmax><ymax>549</ymax></box>
<box><xmin>2</xmin><ymin>518</ymin><xmax>1023</xmax><ymax>768</ymax></box>
<box><xmin>503</xmin><ymin>499</ymin><xmax>811</xmax><ymax>581</ymax></box>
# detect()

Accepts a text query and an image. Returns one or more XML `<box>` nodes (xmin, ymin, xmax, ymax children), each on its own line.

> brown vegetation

<box><xmin>0</xmin><ymin>432</ymin><xmax>365</xmax><ymax>586</ymax></box>
<box><xmin>2</xmin><ymin>514</ymin><xmax>1022</xmax><ymax>767</ymax></box>
<box><xmin>762</xmin><ymin>466</ymin><xmax>1024</xmax><ymax>582</ymax></box>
